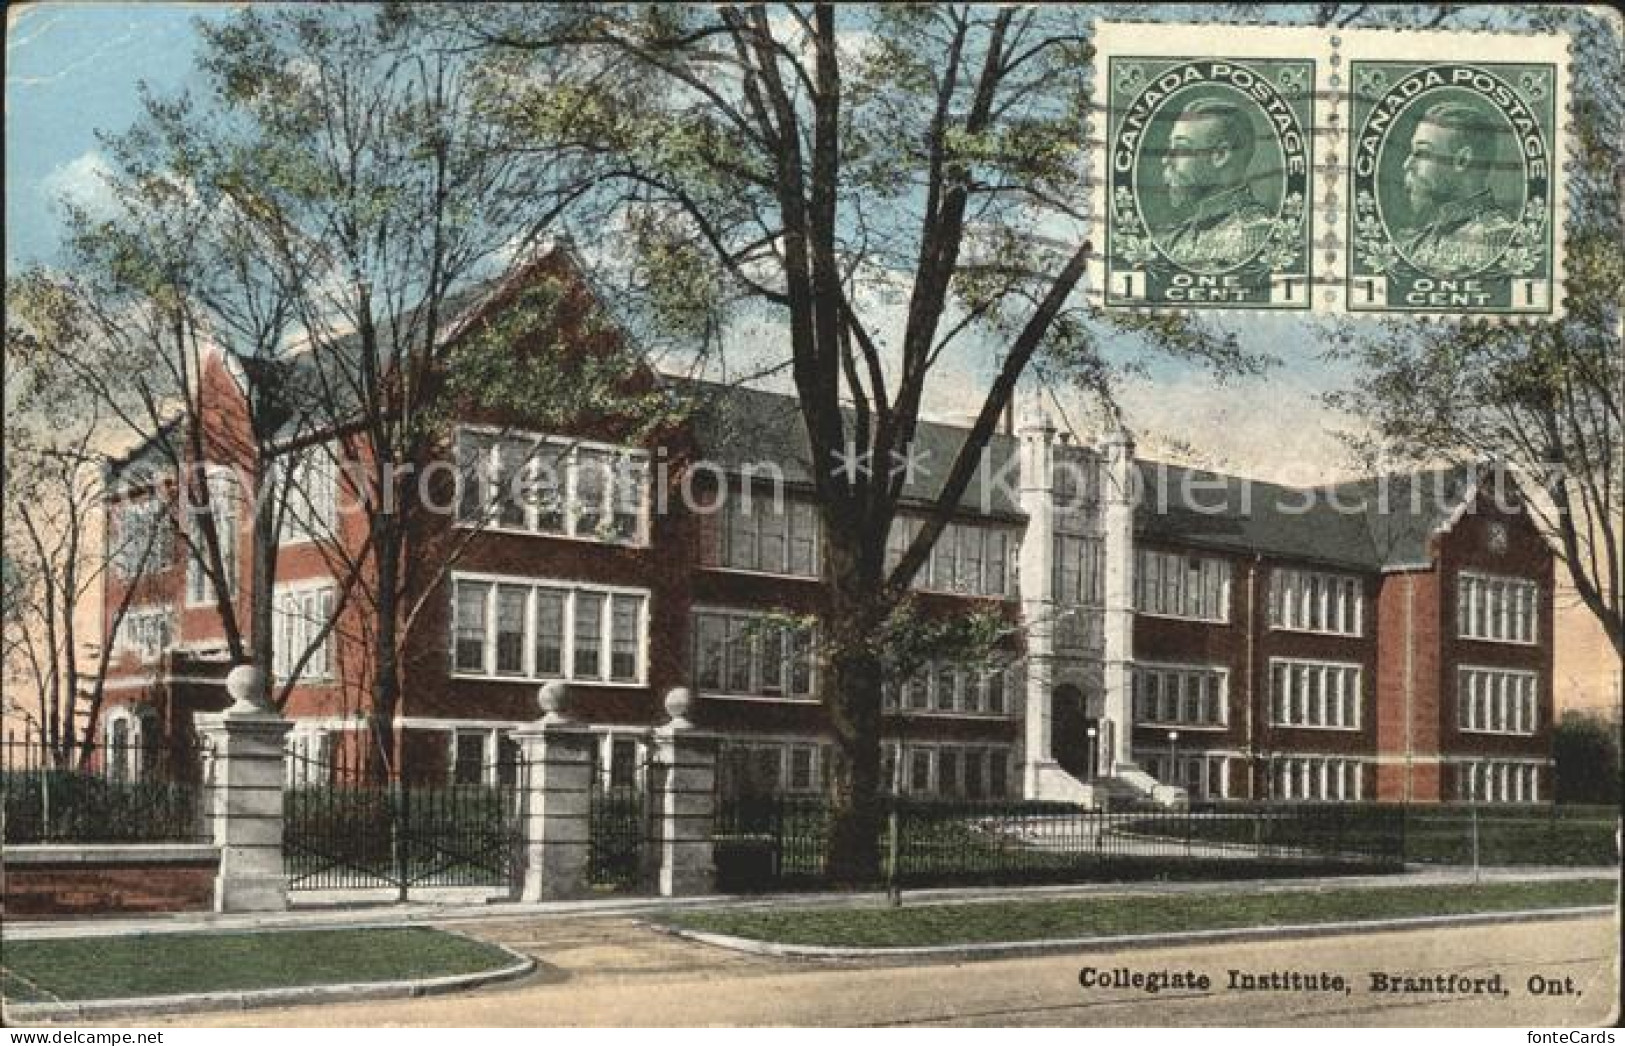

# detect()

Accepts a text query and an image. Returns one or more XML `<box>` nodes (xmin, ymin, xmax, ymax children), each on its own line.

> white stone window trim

<box><xmin>114</xmin><ymin>604</ymin><xmax>176</xmax><ymax>664</ymax></box>
<box><xmin>453</xmin><ymin>425</ymin><xmax>652</xmax><ymax>548</ymax></box>
<box><xmin>1131</xmin><ymin>660</ymin><xmax>1230</xmax><ymax>729</ymax></box>
<box><xmin>183</xmin><ymin>466</ymin><xmax>243</xmax><ymax>608</ymax></box>
<box><xmin>449</xmin><ymin>571</ymin><xmax>651</xmax><ymax>687</ymax></box>
<box><xmin>707</xmin><ymin>494</ymin><xmax>822</xmax><ymax>578</ymax></box>
<box><xmin>1133</xmin><ymin>549</ymin><xmax>1233</xmax><ymax>625</ymax></box>
<box><xmin>102</xmin><ymin>705</ymin><xmax>149</xmax><ymax>780</ymax></box>
<box><xmin>1268</xmin><ymin>567</ymin><xmax>1365</xmax><ymax>638</ymax></box>
<box><xmin>887</xmin><ymin>515</ymin><xmax>1019</xmax><ymax>600</ymax></box>
<box><xmin>1455</xmin><ymin>664</ymin><xmax>1540</xmax><ymax>736</ymax></box>
<box><xmin>1268</xmin><ymin>657</ymin><xmax>1365</xmax><ymax>731</ymax></box>
<box><xmin>1456</xmin><ymin>570</ymin><xmax>1539</xmax><ymax>647</ymax></box>
<box><xmin>690</xmin><ymin>603</ymin><xmax>818</xmax><ymax>701</ymax></box>
<box><xmin>274</xmin><ymin>441</ymin><xmax>340</xmax><ymax>548</ymax></box>
<box><xmin>272</xmin><ymin>578</ymin><xmax>338</xmax><ymax>684</ymax></box>
<box><xmin>883</xmin><ymin>659</ymin><xmax>1019</xmax><ymax>719</ymax></box>
<box><xmin>1267</xmin><ymin>756</ymin><xmax>1368</xmax><ymax>801</ymax></box>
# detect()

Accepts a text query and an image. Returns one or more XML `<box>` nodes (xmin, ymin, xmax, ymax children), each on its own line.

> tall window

<box><xmin>883</xmin><ymin>660</ymin><xmax>1017</xmax><ymax>717</ymax></box>
<box><xmin>456</xmin><ymin>428</ymin><xmax>648</xmax><ymax>545</ymax></box>
<box><xmin>186</xmin><ymin>470</ymin><xmax>240</xmax><ymax>606</ymax></box>
<box><xmin>884</xmin><ymin>517</ymin><xmax>1014</xmax><ymax>597</ymax></box>
<box><xmin>451</xmin><ymin>575</ymin><xmax>646</xmax><ymax>683</ymax></box>
<box><xmin>1269</xmin><ymin>758</ymin><xmax>1364</xmax><ymax>800</ymax></box>
<box><xmin>111</xmin><ymin>501</ymin><xmax>171</xmax><ymax>578</ymax></box>
<box><xmin>706</xmin><ymin>496</ymin><xmax>819</xmax><ymax>576</ymax></box>
<box><xmin>1270</xmin><ymin>568</ymin><xmax>1362</xmax><ymax>635</ymax></box>
<box><xmin>276</xmin><ymin>444</ymin><xmax>338</xmax><ymax>546</ymax></box>
<box><xmin>1054</xmin><ymin>534</ymin><xmax>1104</xmax><ymax>607</ymax></box>
<box><xmin>113</xmin><ymin>606</ymin><xmax>173</xmax><ymax>662</ymax></box>
<box><xmin>1457</xmin><ymin>572</ymin><xmax>1538</xmax><ymax>644</ymax></box>
<box><xmin>1269</xmin><ymin>659</ymin><xmax>1362</xmax><ymax>729</ymax></box>
<box><xmin>1457</xmin><ymin>761</ymin><xmax>1539</xmax><ymax>803</ymax></box>
<box><xmin>1132</xmin><ymin>664</ymin><xmax>1227</xmax><ymax>727</ymax></box>
<box><xmin>1134</xmin><ymin>550</ymin><xmax>1230</xmax><ymax>622</ymax></box>
<box><xmin>273</xmin><ymin>583</ymin><xmax>335</xmax><ymax>682</ymax></box>
<box><xmin>691</xmin><ymin>608</ymin><xmax>816</xmax><ymax>699</ymax></box>
<box><xmin>1457</xmin><ymin>667</ymin><xmax>1538</xmax><ymax>735</ymax></box>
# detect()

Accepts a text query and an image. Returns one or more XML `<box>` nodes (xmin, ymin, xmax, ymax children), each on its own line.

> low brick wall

<box><xmin>2</xmin><ymin>844</ymin><xmax>220</xmax><ymax>918</ymax></box>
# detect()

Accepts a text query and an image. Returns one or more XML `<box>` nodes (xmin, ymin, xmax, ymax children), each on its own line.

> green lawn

<box><xmin>662</xmin><ymin>878</ymin><xmax>1617</xmax><ymax>948</ymax></box>
<box><xmin>0</xmin><ymin>927</ymin><xmax>519</xmax><ymax>1004</ymax></box>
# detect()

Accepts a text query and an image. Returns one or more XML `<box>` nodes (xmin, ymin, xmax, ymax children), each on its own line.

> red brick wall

<box><xmin>3</xmin><ymin>855</ymin><xmax>217</xmax><ymax>918</ymax></box>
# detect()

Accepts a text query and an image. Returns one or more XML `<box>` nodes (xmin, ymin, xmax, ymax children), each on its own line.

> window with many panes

<box><xmin>452</xmin><ymin>575</ymin><xmax>646</xmax><ymax>684</ymax></box>
<box><xmin>1140</xmin><ymin>752</ymin><xmax>1231</xmax><ymax>800</ymax></box>
<box><xmin>1457</xmin><ymin>667</ymin><xmax>1538</xmax><ymax>735</ymax></box>
<box><xmin>893</xmin><ymin>744</ymin><xmax>1010</xmax><ymax>798</ymax></box>
<box><xmin>1054</xmin><ymin>533</ymin><xmax>1104</xmax><ymax>607</ymax></box>
<box><xmin>1269</xmin><ymin>758</ymin><xmax>1364</xmax><ymax>800</ymax></box>
<box><xmin>114</xmin><ymin>606</ymin><xmax>173</xmax><ymax>663</ymax></box>
<box><xmin>883</xmin><ymin>660</ymin><xmax>1017</xmax><ymax>717</ymax></box>
<box><xmin>1134</xmin><ymin>550</ymin><xmax>1230</xmax><ymax>622</ymax></box>
<box><xmin>276</xmin><ymin>443</ymin><xmax>338</xmax><ymax>546</ymax></box>
<box><xmin>1132</xmin><ymin>664</ymin><xmax>1227</xmax><ymax>727</ymax></box>
<box><xmin>1269</xmin><ymin>659</ymin><xmax>1362</xmax><ymax>729</ymax></box>
<box><xmin>884</xmin><ymin>517</ymin><xmax>1014</xmax><ymax>597</ymax></box>
<box><xmin>1456</xmin><ymin>761</ymin><xmax>1539</xmax><ymax>803</ymax></box>
<box><xmin>184</xmin><ymin>469</ymin><xmax>241</xmax><ymax>606</ymax></box>
<box><xmin>691</xmin><ymin>608</ymin><xmax>815</xmax><ymax>699</ymax></box>
<box><xmin>1456</xmin><ymin>572</ymin><xmax>1538</xmax><ymax>644</ymax></box>
<box><xmin>704</xmin><ymin>494</ymin><xmax>820</xmax><ymax>576</ymax></box>
<box><xmin>111</xmin><ymin>501</ymin><xmax>172</xmax><ymax>578</ymax></box>
<box><xmin>1270</xmin><ymin>568</ymin><xmax>1362</xmax><ymax>635</ymax></box>
<box><xmin>455</xmin><ymin>428</ymin><xmax>648</xmax><ymax>545</ymax></box>
<box><xmin>272</xmin><ymin>582</ymin><xmax>335</xmax><ymax>682</ymax></box>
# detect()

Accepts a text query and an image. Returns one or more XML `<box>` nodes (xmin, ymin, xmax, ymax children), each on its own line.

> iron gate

<box><xmin>586</xmin><ymin>758</ymin><xmax>659</xmax><ymax>892</ymax></box>
<box><xmin>283</xmin><ymin>749</ymin><xmax>527</xmax><ymax>897</ymax></box>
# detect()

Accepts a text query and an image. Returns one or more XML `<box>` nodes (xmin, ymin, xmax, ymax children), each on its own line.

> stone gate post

<box><xmin>194</xmin><ymin>665</ymin><xmax>292</xmax><ymax>913</ymax></box>
<box><xmin>513</xmin><ymin>682</ymin><xmax>595</xmax><ymax>901</ymax></box>
<box><xmin>649</xmin><ymin>688</ymin><xmax>718</xmax><ymax>897</ymax></box>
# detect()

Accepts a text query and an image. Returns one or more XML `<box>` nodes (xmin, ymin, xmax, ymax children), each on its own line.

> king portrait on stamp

<box><xmin>1397</xmin><ymin>98</ymin><xmax>1519</xmax><ymax>275</ymax></box>
<box><xmin>1157</xmin><ymin>99</ymin><xmax>1278</xmax><ymax>271</ymax></box>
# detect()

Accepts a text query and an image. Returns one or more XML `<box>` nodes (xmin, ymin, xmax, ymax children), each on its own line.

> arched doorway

<box><xmin>1052</xmin><ymin>684</ymin><xmax>1100</xmax><ymax>780</ymax></box>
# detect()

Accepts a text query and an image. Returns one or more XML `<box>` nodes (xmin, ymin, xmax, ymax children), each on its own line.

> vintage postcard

<box><xmin>2</xmin><ymin>1</ymin><xmax>1619</xmax><ymax>1035</ymax></box>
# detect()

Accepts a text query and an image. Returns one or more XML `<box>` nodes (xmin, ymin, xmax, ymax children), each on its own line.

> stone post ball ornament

<box><xmin>224</xmin><ymin>664</ymin><xmax>273</xmax><ymax>715</ymax></box>
<box><xmin>664</xmin><ymin>687</ymin><xmax>695</xmax><ymax>729</ymax></box>
<box><xmin>537</xmin><ymin>681</ymin><xmax>571</xmax><ymax>724</ymax></box>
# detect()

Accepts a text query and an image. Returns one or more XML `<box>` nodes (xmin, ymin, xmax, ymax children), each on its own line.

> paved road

<box><xmin>132</xmin><ymin>915</ymin><xmax>1618</xmax><ymax>1027</ymax></box>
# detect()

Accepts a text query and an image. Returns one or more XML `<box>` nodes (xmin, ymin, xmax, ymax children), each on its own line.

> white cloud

<box><xmin>39</xmin><ymin>150</ymin><xmax>118</xmax><ymax>218</ymax></box>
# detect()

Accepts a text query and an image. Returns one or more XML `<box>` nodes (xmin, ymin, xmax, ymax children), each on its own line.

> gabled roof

<box><xmin>671</xmin><ymin>376</ymin><xmax>1023</xmax><ymax>518</ymax></box>
<box><xmin>1135</xmin><ymin>460</ymin><xmax>1479</xmax><ymax>572</ymax></box>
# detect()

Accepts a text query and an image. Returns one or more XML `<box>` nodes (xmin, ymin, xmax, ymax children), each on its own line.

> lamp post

<box><xmin>1085</xmin><ymin>725</ymin><xmax>1098</xmax><ymax>780</ymax></box>
<box><xmin>1167</xmin><ymin>729</ymin><xmax>1179</xmax><ymax>785</ymax></box>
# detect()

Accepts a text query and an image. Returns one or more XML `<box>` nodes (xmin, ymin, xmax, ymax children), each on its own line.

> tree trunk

<box><xmin>367</xmin><ymin>515</ymin><xmax>403</xmax><ymax>784</ymax></box>
<box><xmin>821</xmin><ymin>532</ymin><xmax>889</xmax><ymax>885</ymax></box>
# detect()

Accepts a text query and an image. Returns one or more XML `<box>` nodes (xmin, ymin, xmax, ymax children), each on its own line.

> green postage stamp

<box><xmin>1092</xmin><ymin>23</ymin><xmax>1572</xmax><ymax>320</ymax></box>
<box><xmin>1105</xmin><ymin>56</ymin><xmax>1314</xmax><ymax>310</ymax></box>
<box><xmin>1348</xmin><ymin>61</ymin><xmax>1559</xmax><ymax>315</ymax></box>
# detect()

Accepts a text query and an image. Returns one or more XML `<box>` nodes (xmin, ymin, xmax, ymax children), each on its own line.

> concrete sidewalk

<box><xmin>3</xmin><ymin>864</ymin><xmax>1614</xmax><ymax>941</ymax></box>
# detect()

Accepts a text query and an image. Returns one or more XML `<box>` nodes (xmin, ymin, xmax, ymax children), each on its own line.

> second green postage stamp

<box><xmin>1348</xmin><ymin>60</ymin><xmax>1560</xmax><ymax>316</ymax></box>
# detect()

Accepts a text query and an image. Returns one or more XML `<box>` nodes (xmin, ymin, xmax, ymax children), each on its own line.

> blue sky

<box><xmin>5</xmin><ymin>2</ymin><xmax>1366</xmax><ymax>480</ymax></box>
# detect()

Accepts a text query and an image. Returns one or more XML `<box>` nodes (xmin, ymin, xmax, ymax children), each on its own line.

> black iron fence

<box><xmin>714</xmin><ymin>796</ymin><xmax>1409</xmax><ymax>892</ymax></box>
<box><xmin>588</xmin><ymin>774</ymin><xmax>651</xmax><ymax>891</ymax></box>
<box><xmin>283</xmin><ymin>748</ymin><xmax>526</xmax><ymax>895</ymax></box>
<box><xmin>0</xmin><ymin>735</ymin><xmax>209</xmax><ymax>844</ymax></box>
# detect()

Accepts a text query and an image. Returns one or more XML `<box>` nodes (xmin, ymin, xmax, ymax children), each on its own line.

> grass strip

<box><xmin>0</xmin><ymin>926</ymin><xmax>516</xmax><ymax>1004</ymax></box>
<box><xmin>662</xmin><ymin>878</ymin><xmax>1617</xmax><ymax>949</ymax></box>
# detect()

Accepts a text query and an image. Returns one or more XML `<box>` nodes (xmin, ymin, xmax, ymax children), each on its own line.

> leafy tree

<box><xmin>1325</xmin><ymin>4</ymin><xmax>1623</xmax><ymax>656</ymax></box>
<box><xmin>460</xmin><ymin>4</ymin><xmax>1261</xmax><ymax>879</ymax></box>
<box><xmin>1552</xmin><ymin>709</ymin><xmax>1622</xmax><ymax>805</ymax></box>
<box><xmin>172</xmin><ymin>4</ymin><xmax>670</xmax><ymax>776</ymax></box>
<box><xmin>4</xmin><ymin>292</ymin><xmax>169</xmax><ymax>764</ymax></box>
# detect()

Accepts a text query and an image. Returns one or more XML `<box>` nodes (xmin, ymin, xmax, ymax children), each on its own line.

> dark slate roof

<box><xmin>669</xmin><ymin>376</ymin><xmax>1023</xmax><ymax>518</ymax></box>
<box><xmin>1134</xmin><ymin>460</ymin><xmax>1477</xmax><ymax>571</ymax></box>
